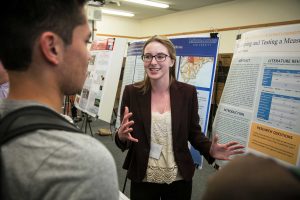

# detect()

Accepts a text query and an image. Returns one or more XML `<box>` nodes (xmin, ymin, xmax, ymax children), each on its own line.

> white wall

<box><xmin>95</xmin><ymin>0</ymin><xmax>300</xmax><ymax>52</ymax></box>
<box><xmin>95</xmin><ymin>15</ymin><xmax>141</xmax><ymax>37</ymax></box>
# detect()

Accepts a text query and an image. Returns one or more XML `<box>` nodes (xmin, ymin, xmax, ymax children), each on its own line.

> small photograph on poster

<box><xmin>94</xmin><ymin>98</ymin><xmax>100</xmax><ymax>107</ymax></box>
<box><xmin>177</xmin><ymin>56</ymin><xmax>214</xmax><ymax>88</ymax></box>
<box><xmin>82</xmin><ymin>88</ymin><xmax>90</xmax><ymax>99</ymax></box>
<box><xmin>90</xmin><ymin>39</ymin><xmax>108</xmax><ymax>50</ymax></box>
<box><xmin>107</xmin><ymin>38</ymin><xmax>115</xmax><ymax>50</ymax></box>
<box><xmin>90</xmin><ymin>38</ymin><xmax>116</xmax><ymax>51</ymax></box>
<box><xmin>89</xmin><ymin>55</ymin><xmax>96</xmax><ymax>65</ymax></box>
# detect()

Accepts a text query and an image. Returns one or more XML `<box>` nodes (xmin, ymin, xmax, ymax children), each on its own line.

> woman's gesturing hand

<box><xmin>209</xmin><ymin>134</ymin><xmax>244</xmax><ymax>160</ymax></box>
<box><xmin>117</xmin><ymin>106</ymin><xmax>138</xmax><ymax>143</ymax></box>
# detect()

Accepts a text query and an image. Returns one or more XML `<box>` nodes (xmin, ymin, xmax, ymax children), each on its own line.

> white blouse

<box><xmin>144</xmin><ymin>111</ymin><xmax>182</xmax><ymax>184</ymax></box>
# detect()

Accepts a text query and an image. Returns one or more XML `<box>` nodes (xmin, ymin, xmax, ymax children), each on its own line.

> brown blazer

<box><xmin>115</xmin><ymin>80</ymin><xmax>214</xmax><ymax>182</ymax></box>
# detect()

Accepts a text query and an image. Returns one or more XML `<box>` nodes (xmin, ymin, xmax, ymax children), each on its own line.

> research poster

<box><xmin>118</xmin><ymin>36</ymin><xmax>219</xmax><ymax>167</ymax></box>
<box><xmin>213</xmin><ymin>24</ymin><xmax>300</xmax><ymax>167</ymax></box>
<box><xmin>173</xmin><ymin>37</ymin><xmax>219</xmax><ymax>134</ymax></box>
<box><xmin>77</xmin><ymin>37</ymin><xmax>127</xmax><ymax>122</ymax></box>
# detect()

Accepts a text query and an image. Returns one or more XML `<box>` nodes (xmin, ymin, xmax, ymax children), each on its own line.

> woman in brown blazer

<box><xmin>115</xmin><ymin>35</ymin><xmax>244</xmax><ymax>200</ymax></box>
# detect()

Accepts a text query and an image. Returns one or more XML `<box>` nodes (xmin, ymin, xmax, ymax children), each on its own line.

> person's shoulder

<box><xmin>29</xmin><ymin>130</ymin><xmax>111</xmax><ymax>162</ymax></box>
<box><xmin>53</xmin><ymin>130</ymin><xmax>111</xmax><ymax>156</ymax></box>
<box><xmin>30</xmin><ymin>131</ymin><xmax>118</xmax><ymax>199</ymax></box>
<box><xmin>171</xmin><ymin>81</ymin><xmax>196</xmax><ymax>92</ymax></box>
<box><xmin>173</xmin><ymin>80</ymin><xmax>194</xmax><ymax>88</ymax></box>
<box><xmin>124</xmin><ymin>83</ymin><xmax>135</xmax><ymax>90</ymax></box>
<box><xmin>72</xmin><ymin>133</ymin><xmax>115</xmax><ymax>166</ymax></box>
<box><xmin>0</xmin><ymin>100</ymin><xmax>48</xmax><ymax>117</ymax></box>
<box><xmin>124</xmin><ymin>83</ymin><xmax>142</xmax><ymax>94</ymax></box>
<box><xmin>40</xmin><ymin>130</ymin><xmax>117</xmax><ymax>173</ymax></box>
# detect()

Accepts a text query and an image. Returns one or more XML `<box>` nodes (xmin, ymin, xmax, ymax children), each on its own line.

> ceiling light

<box><xmin>101</xmin><ymin>8</ymin><xmax>135</xmax><ymax>17</ymax></box>
<box><xmin>125</xmin><ymin>0</ymin><xmax>169</xmax><ymax>8</ymax></box>
<box><xmin>87</xmin><ymin>0</ymin><xmax>105</xmax><ymax>7</ymax></box>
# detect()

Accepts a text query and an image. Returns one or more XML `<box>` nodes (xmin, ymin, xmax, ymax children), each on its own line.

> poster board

<box><xmin>117</xmin><ymin>36</ymin><xmax>219</xmax><ymax>167</ymax></box>
<box><xmin>76</xmin><ymin>37</ymin><xmax>127</xmax><ymax>123</ymax></box>
<box><xmin>213</xmin><ymin>24</ymin><xmax>300</xmax><ymax>167</ymax></box>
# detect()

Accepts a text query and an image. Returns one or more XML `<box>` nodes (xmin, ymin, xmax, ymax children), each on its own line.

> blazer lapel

<box><xmin>137</xmin><ymin>89</ymin><xmax>151</xmax><ymax>144</ymax></box>
<box><xmin>170</xmin><ymin>82</ymin><xmax>181</xmax><ymax>140</ymax></box>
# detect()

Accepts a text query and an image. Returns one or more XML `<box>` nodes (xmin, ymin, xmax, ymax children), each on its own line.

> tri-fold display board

<box><xmin>214</xmin><ymin>24</ymin><xmax>300</xmax><ymax>167</ymax></box>
<box><xmin>75</xmin><ymin>37</ymin><xmax>127</xmax><ymax>123</ymax></box>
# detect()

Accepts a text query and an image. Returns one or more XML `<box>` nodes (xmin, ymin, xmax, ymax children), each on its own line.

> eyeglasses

<box><xmin>141</xmin><ymin>53</ymin><xmax>169</xmax><ymax>62</ymax></box>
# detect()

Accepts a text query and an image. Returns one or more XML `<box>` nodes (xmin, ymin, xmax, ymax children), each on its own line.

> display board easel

<box><xmin>75</xmin><ymin>37</ymin><xmax>127</xmax><ymax>135</ymax></box>
<box><xmin>80</xmin><ymin>112</ymin><xmax>94</xmax><ymax>136</ymax></box>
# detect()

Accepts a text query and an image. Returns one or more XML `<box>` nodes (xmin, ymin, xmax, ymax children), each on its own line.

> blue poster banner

<box><xmin>172</xmin><ymin>37</ymin><xmax>219</xmax><ymax>56</ymax></box>
<box><xmin>171</xmin><ymin>37</ymin><xmax>219</xmax><ymax>167</ymax></box>
<box><xmin>127</xmin><ymin>41</ymin><xmax>144</xmax><ymax>56</ymax></box>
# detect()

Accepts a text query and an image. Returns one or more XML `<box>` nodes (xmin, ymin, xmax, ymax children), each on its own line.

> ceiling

<box><xmin>99</xmin><ymin>0</ymin><xmax>233</xmax><ymax>20</ymax></box>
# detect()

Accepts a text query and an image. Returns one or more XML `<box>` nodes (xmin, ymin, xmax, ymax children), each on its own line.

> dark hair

<box><xmin>135</xmin><ymin>35</ymin><xmax>177</xmax><ymax>93</ymax></box>
<box><xmin>0</xmin><ymin>0</ymin><xmax>87</xmax><ymax>71</ymax></box>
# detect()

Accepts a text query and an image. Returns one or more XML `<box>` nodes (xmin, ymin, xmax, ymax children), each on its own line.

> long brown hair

<box><xmin>135</xmin><ymin>35</ymin><xmax>176</xmax><ymax>94</ymax></box>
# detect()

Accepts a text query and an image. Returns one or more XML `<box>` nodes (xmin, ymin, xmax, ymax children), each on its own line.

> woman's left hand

<box><xmin>209</xmin><ymin>134</ymin><xmax>245</xmax><ymax>160</ymax></box>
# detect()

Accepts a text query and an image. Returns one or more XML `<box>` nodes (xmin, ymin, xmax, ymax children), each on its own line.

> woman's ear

<box><xmin>170</xmin><ymin>59</ymin><xmax>175</xmax><ymax>67</ymax></box>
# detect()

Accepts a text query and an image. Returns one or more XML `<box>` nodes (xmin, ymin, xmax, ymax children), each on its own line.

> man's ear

<box><xmin>39</xmin><ymin>32</ymin><xmax>61</xmax><ymax>65</ymax></box>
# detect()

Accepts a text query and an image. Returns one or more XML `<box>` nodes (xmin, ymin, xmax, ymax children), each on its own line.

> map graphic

<box><xmin>178</xmin><ymin>56</ymin><xmax>214</xmax><ymax>88</ymax></box>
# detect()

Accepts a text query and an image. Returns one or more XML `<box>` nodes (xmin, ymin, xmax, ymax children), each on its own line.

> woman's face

<box><xmin>143</xmin><ymin>41</ymin><xmax>174</xmax><ymax>82</ymax></box>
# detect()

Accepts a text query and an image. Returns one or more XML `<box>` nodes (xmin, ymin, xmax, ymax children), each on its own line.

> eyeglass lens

<box><xmin>142</xmin><ymin>53</ymin><xmax>168</xmax><ymax>62</ymax></box>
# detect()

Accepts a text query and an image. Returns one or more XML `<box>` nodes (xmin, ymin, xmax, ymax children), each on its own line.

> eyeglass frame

<box><xmin>141</xmin><ymin>53</ymin><xmax>170</xmax><ymax>62</ymax></box>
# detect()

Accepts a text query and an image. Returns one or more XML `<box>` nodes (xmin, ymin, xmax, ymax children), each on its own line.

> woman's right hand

<box><xmin>117</xmin><ymin>106</ymin><xmax>138</xmax><ymax>143</ymax></box>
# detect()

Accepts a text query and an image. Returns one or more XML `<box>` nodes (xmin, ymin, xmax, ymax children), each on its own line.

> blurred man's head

<box><xmin>0</xmin><ymin>0</ymin><xmax>88</xmax><ymax>71</ymax></box>
<box><xmin>0</xmin><ymin>0</ymin><xmax>91</xmax><ymax>95</ymax></box>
